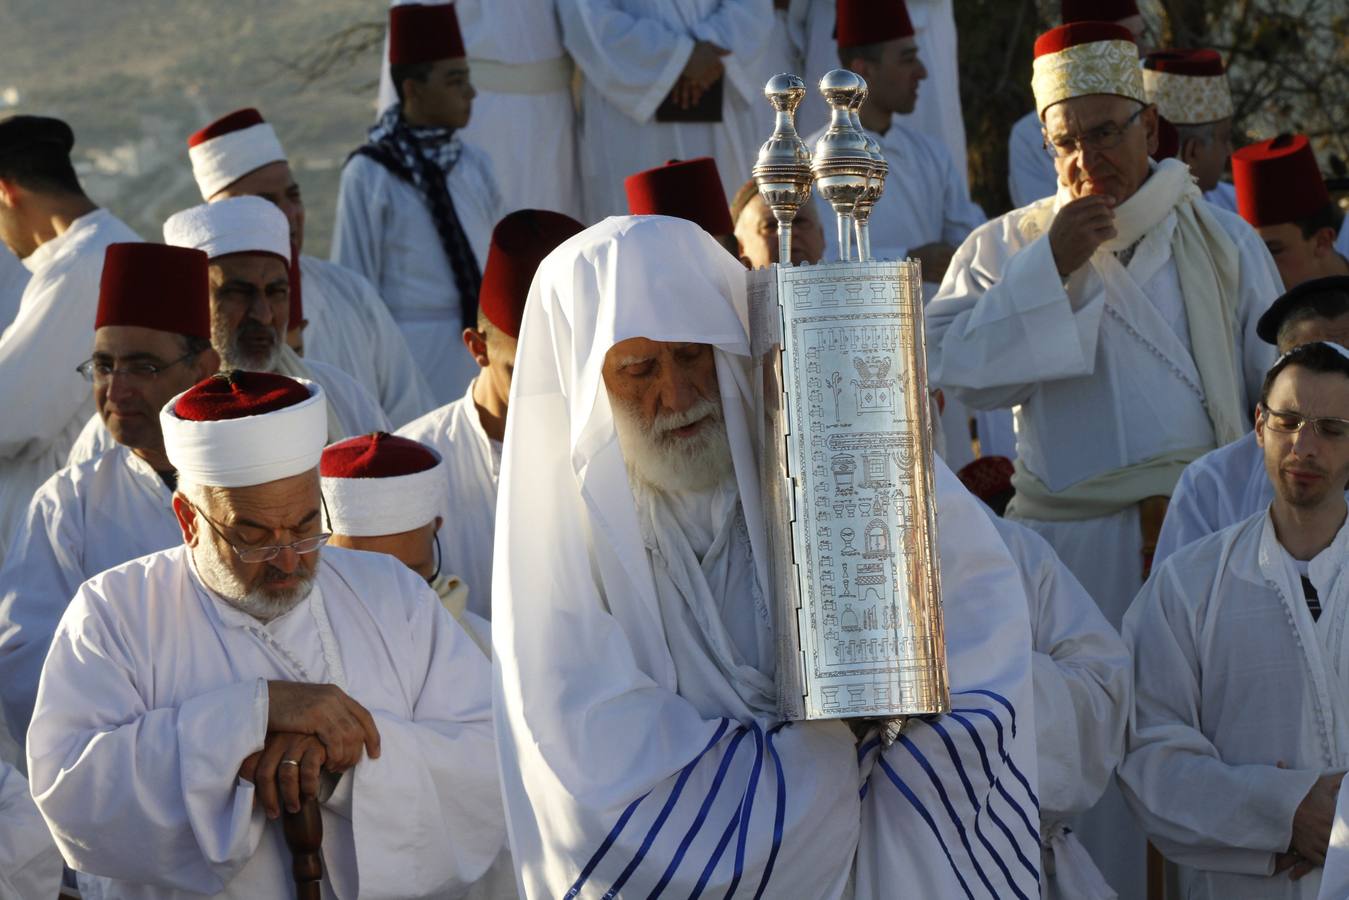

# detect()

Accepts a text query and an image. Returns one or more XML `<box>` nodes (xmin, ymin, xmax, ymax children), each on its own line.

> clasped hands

<box><xmin>238</xmin><ymin>681</ymin><xmax>381</xmax><ymax>820</ymax></box>
<box><xmin>1274</xmin><ymin>768</ymin><xmax>1345</xmax><ymax>881</ymax></box>
<box><xmin>671</xmin><ymin>41</ymin><xmax>730</xmax><ymax>110</ymax></box>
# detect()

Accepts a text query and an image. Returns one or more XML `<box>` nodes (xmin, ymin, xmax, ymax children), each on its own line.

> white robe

<box><xmin>376</xmin><ymin>0</ymin><xmax>584</xmax><ymax>220</ymax></box>
<box><xmin>28</xmin><ymin>544</ymin><xmax>504</xmax><ymax>899</ymax></box>
<box><xmin>0</xmin><ymin>208</ymin><xmax>139</xmax><ymax>568</ymax></box>
<box><xmin>787</xmin><ymin>0</ymin><xmax>969</xmax><ymax>186</ymax></box>
<box><xmin>1118</xmin><ymin>508</ymin><xmax>1349</xmax><ymax>899</ymax></box>
<box><xmin>990</xmin><ymin>513</ymin><xmax>1131</xmax><ymax>900</ymax></box>
<box><xmin>1007</xmin><ymin>110</ymin><xmax>1057</xmax><ymax>211</ymax></box>
<box><xmin>299</xmin><ymin>255</ymin><xmax>435</xmax><ymax>429</ymax></box>
<box><xmin>0</xmin><ymin>444</ymin><xmax>179</xmax><ymax>743</ymax></box>
<box><xmin>64</xmin><ymin>357</ymin><xmax>389</xmax><ymax>469</ymax></box>
<box><xmin>0</xmin><ymin>759</ymin><xmax>62</xmax><ymax>900</ymax></box>
<box><xmin>0</xmin><ymin>243</ymin><xmax>29</xmax><ymax>334</ymax></box>
<box><xmin>557</xmin><ymin>0</ymin><xmax>774</xmax><ymax>221</ymax></box>
<box><xmin>1155</xmin><ymin>429</ymin><xmax>1272</xmax><ymax>566</ymax></box>
<box><xmin>495</xmin><ymin>214</ymin><xmax>1039</xmax><ymax>898</ymax></box>
<box><xmin>332</xmin><ymin>151</ymin><xmax>502</xmax><ymax>407</ymax></box>
<box><xmin>1206</xmin><ymin>181</ymin><xmax>1238</xmax><ymax>213</ymax></box>
<box><xmin>397</xmin><ymin>379</ymin><xmax>499</xmax><ymax>621</ymax></box>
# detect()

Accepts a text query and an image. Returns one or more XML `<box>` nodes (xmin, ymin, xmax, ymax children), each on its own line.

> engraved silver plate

<box><xmin>749</xmin><ymin>259</ymin><xmax>948</xmax><ymax>721</ymax></box>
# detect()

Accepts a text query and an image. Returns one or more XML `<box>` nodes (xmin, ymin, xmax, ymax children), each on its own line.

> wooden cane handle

<box><xmin>282</xmin><ymin>795</ymin><xmax>324</xmax><ymax>900</ymax></box>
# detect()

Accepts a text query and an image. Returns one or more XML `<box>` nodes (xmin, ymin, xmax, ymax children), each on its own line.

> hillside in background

<box><xmin>0</xmin><ymin>0</ymin><xmax>383</xmax><ymax>255</ymax></box>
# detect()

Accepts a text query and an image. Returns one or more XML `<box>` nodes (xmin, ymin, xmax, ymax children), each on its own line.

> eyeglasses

<box><xmin>1262</xmin><ymin>406</ymin><xmax>1349</xmax><ymax>440</ymax></box>
<box><xmin>77</xmin><ymin>351</ymin><xmax>199</xmax><ymax>384</ymax></box>
<box><xmin>189</xmin><ymin>501</ymin><xmax>331</xmax><ymax>563</ymax></box>
<box><xmin>1043</xmin><ymin>105</ymin><xmax>1148</xmax><ymax>159</ymax></box>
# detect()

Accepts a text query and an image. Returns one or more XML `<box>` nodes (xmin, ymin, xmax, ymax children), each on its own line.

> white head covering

<box><xmin>161</xmin><ymin>375</ymin><xmax>326</xmax><ymax>488</ymax></box>
<box><xmin>163</xmin><ymin>196</ymin><xmax>290</xmax><ymax>263</ymax></box>
<box><xmin>188</xmin><ymin>112</ymin><xmax>286</xmax><ymax>200</ymax></box>
<box><xmin>320</xmin><ymin>434</ymin><xmax>447</xmax><ymax>537</ymax></box>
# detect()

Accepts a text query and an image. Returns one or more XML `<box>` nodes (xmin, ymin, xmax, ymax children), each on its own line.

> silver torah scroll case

<box><xmin>749</xmin><ymin>71</ymin><xmax>948</xmax><ymax>724</ymax></box>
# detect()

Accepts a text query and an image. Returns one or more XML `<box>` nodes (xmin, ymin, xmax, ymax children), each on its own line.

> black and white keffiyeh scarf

<box><xmin>353</xmin><ymin>103</ymin><xmax>483</xmax><ymax>329</ymax></box>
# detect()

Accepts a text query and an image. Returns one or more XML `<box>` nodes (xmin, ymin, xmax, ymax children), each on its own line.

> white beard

<box><xmin>611</xmin><ymin>395</ymin><xmax>735</xmax><ymax>494</ymax></box>
<box><xmin>192</xmin><ymin>539</ymin><xmax>314</xmax><ymax>622</ymax></box>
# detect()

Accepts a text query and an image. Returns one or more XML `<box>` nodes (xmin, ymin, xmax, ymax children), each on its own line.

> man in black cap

<box><xmin>1156</xmin><ymin>275</ymin><xmax>1349</xmax><ymax>563</ymax></box>
<box><xmin>0</xmin><ymin>116</ymin><xmax>139</xmax><ymax>567</ymax></box>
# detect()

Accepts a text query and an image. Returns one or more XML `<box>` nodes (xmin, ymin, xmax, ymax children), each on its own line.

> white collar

<box><xmin>22</xmin><ymin>208</ymin><xmax>105</xmax><ymax>274</ymax></box>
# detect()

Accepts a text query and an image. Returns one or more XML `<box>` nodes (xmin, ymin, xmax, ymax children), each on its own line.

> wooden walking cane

<box><xmin>283</xmin><ymin>795</ymin><xmax>324</xmax><ymax>899</ymax></box>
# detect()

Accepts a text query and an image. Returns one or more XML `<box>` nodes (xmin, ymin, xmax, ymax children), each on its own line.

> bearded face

<box><xmin>611</xmin><ymin>393</ymin><xmax>734</xmax><ymax>493</ymax></box>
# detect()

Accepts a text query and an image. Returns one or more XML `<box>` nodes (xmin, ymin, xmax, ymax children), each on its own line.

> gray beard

<box><xmin>611</xmin><ymin>395</ymin><xmax>735</xmax><ymax>494</ymax></box>
<box><xmin>192</xmin><ymin>540</ymin><xmax>313</xmax><ymax>623</ymax></box>
<box><xmin>214</xmin><ymin>317</ymin><xmax>280</xmax><ymax>372</ymax></box>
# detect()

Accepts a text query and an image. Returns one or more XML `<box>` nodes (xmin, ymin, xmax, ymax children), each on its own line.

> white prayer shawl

<box><xmin>299</xmin><ymin>255</ymin><xmax>436</xmax><ymax>429</ymax></box>
<box><xmin>807</xmin><ymin>116</ymin><xmax>985</xmax><ymax>292</ymax></box>
<box><xmin>64</xmin><ymin>356</ymin><xmax>389</xmax><ymax>469</ymax></box>
<box><xmin>1322</xmin><ymin>778</ymin><xmax>1349</xmax><ymax>900</ymax></box>
<box><xmin>1007</xmin><ymin>110</ymin><xmax>1058</xmax><ymax>210</ymax></box>
<box><xmin>397</xmin><ymin>379</ymin><xmax>499</xmax><ymax>620</ymax></box>
<box><xmin>376</xmin><ymin>0</ymin><xmax>583</xmax><ymax>219</ymax></box>
<box><xmin>1155</xmin><ymin>429</ymin><xmax>1274</xmax><ymax>565</ymax></box>
<box><xmin>0</xmin><ymin>759</ymin><xmax>62</xmax><ymax>899</ymax></box>
<box><xmin>28</xmin><ymin>544</ymin><xmax>504</xmax><ymax>899</ymax></box>
<box><xmin>0</xmin><ymin>242</ymin><xmax>29</xmax><ymax>334</ymax></box>
<box><xmin>331</xmin><ymin>150</ymin><xmax>502</xmax><ymax>407</ymax></box>
<box><xmin>0</xmin><ymin>209</ymin><xmax>140</xmax><ymax>568</ymax></box>
<box><xmin>989</xmin><ymin>513</ymin><xmax>1130</xmax><ymax>900</ymax></box>
<box><xmin>556</xmin><ymin>0</ymin><xmax>775</xmax><ymax>221</ymax></box>
<box><xmin>0</xmin><ymin>444</ymin><xmax>179</xmax><ymax>742</ymax></box>
<box><xmin>787</xmin><ymin>0</ymin><xmax>969</xmax><ymax>188</ymax></box>
<box><xmin>1119</xmin><ymin>509</ymin><xmax>1349</xmax><ymax>899</ymax></box>
<box><xmin>495</xmin><ymin>214</ymin><xmax>1039</xmax><ymax>898</ymax></box>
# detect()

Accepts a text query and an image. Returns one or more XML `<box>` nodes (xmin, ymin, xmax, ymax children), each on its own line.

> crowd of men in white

<box><xmin>2</xmin><ymin>0</ymin><xmax>1349</xmax><ymax>898</ymax></box>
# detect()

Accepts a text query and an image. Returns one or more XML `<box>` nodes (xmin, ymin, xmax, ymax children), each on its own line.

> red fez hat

<box><xmin>321</xmin><ymin>432</ymin><xmax>439</xmax><ymax>479</ymax></box>
<box><xmin>479</xmin><ymin>209</ymin><xmax>585</xmax><ymax>339</ymax></box>
<box><xmin>1232</xmin><ymin>134</ymin><xmax>1330</xmax><ymax>227</ymax></box>
<box><xmin>96</xmin><ymin>243</ymin><xmax>211</xmax><ymax>340</ymax></box>
<box><xmin>957</xmin><ymin>456</ymin><xmax>1015</xmax><ymax>505</ymax></box>
<box><xmin>1061</xmin><ymin>0</ymin><xmax>1139</xmax><ymax>24</ymax></box>
<box><xmin>188</xmin><ymin>109</ymin><xmax>263</xmax><ymax>149</ymax></box>
<box><xmin>625</xmin><ymin>158</ymin><xmax>734</xmax><ymax>238</ymax></box>
<box><xmin>836</xmin><ymin>0</ymin><xmax>914</xmax><ymax>49</ymax></box>
<box><xmin>1034</xmin><ymin>21</ymin><xmax>1135</xmax><ymax>58</ymax></box>
<box><xmin>1153</xmin><ymin>116</ymin><xmax>1179</xmax><ymax>161</ymax></box>
<box><xmin>174</xmin><ymin>370</ymin><xmax>312</xmax><ymax>421</ymax></box>
<box><xmin>389</xmin><ymin>3</ymin><xmax>465</xmax><ymax>66</ymax></box>
<box><xmin>1143</xmin><ymin>48</ymin><xmax>1225</xmax><ymax>77</ymax></box>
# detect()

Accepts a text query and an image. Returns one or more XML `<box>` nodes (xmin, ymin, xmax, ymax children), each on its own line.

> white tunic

<box><xmin>1119</xmin><ymin>509</ymin><xmax>1349</xmax><ymax>899</ymax></box>
<box><xmin>397</xmin><ymin>379</ymin><xmax>499</xmax><ymax>621</ymax></box>
<box><xmin>29</xmin><ymin>544</ymin><xmax>504</xmax><ymax>899</ymax></box>
<box><xmin>1155</xmin><ymin>429</ymin><xmax>1270</xmax><ymax>566</ymax></box>
<box><xmin>331</xmin><ymin>150</ymin><xmax>502</xmax><ymax>407</ymax></box>
<box><xmin>1206</xmin><ymin>181</ymin><xmax>1238</xmax><ymax>213</ymax></box>
<box><xmin>990</xmin><ymin>513</ymin><xmax>1131</xmax><ymax>900</ymax></box>
<box><xmin>0</xmin><ymin>208</ymin><xmax>140</xmax><ymax>569</ymax></box>
<box><xmin>557</xmin><ymin>0</ymin><xmax>774</xmax><ymax>221</ymax></box>
<box><xmin>788</xmin><ymin>0</ymin><xmax>969</xmax><ymax>185</ymax></box>
<box><xmin>1008</xmin><ymin>110</ymin><xmax>1057</xmax><ymax>210</ymax></box>
<box><xmin>0</xmin><ymin>445</ymin><xmax>178</xmax><ymax>743</ymax></box>
<box><xmin>0</xmin><ymin>759</ymin><xmax>62</xmax><ymax>900</ymax></box>
<box><xmin>0</xmin><ymin>243</ymin><xmax>29</xmax><ymax>334</ymax></box>
<box><xmin>299</xmin><ymin>255</ymin><xmax>436</xmax><ymax>429</ymax></box>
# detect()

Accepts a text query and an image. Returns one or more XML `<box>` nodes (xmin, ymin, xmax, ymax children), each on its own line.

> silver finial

<box><xmin>811</xmin><ymin>70</ymin><xmax>876</xmax><ymax>262</ymax></box>
<box><xmin>753</xmin><ymin>74</ymin><xmax>814</xmax><ymax>267</ymax></box>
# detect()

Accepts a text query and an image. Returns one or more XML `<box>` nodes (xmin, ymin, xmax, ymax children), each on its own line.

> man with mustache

<box><xmin>1120</xmin><ymin>341</ymin><xmax>1349</xmax><ymax>898</ymax></box>
<box><xmin>27</xmin><ymin>370</ymin><xmax>504</xmax><ymax>898</ymax></box>
<box><xmin>0</xmin><ymin>244</ymin><xmax>219</xmax><ymax>742</ymax></box>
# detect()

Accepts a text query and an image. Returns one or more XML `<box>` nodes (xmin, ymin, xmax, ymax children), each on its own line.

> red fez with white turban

<box><xmin>625</xmin><ymin>158</ymin><xmax>734</xmax><ymax>238</ymax></box>
<box><xmin>1142</xmin><ymin>49</ymin><xmax>1231</xmax><ymax>125</ymax></box>
<box><xmin>321</xmin><ymin>432</ymin><xmax>446</xmax><ymax>536</ymax></box>
<box><xmin>835</xmin><ymin>0</ymin><xmax>914</xmax><ymax>49</ymax></box>
<box><xmin>187</xmin><ymin>109</ymin><xmax>287</xmax><ymax>201</ymax></box>
<box><xmin>1232</xmin><ymin>133</ymin><xmax>1330</xmax><ymax>227</ymax></box>
<box><xmin>96</xmin><ymin>243</ymin><xmax>211</xmax><ymax>340</ymax></box>
<box><xmin>480</xmin><ymin>209</ymin><xmax>585</xmax><ymax>339</ymax></box>
<box><xmin>162</xmin><ymin>371</ymin><xmax>326</xmax><ymax>487</ymax></box>
<box><xmin>1061</xmin><ymin>0</ymin><xmax>1139</xmax><ymax>23</ymax></box>
<box><xmin>1032</xmin><ymin>22</ymin><xmax>1144</xmax><ymax>117</ymax></box>
<box><xmin>389</xmin><ymin>3</ymin><xmax>466</xmax><ymax>66</ymax></box>
<box><xmin>163</xmin><ymin>196</ymin><xmax>291</xmax><ymax>266</ymax></box>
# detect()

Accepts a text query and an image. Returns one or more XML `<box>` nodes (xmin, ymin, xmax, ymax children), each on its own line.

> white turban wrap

<box><xmin>163</xmin><ymin>196</ymin><xmax>290</xmax><ymax>264</ymax></box>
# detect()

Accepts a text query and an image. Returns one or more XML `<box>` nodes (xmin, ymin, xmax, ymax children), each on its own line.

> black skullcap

<box><xmin>0</xmin><ymin>115</ymin><xmax>75</xmax><ymax>157</ymax></box>
<box><xmin>1257</xmin><ymin>276</ymin><xmax>1349</xmax><ymax>345</ymax></box>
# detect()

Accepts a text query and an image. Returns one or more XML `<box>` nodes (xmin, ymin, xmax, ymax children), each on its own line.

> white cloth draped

<box><xmin>299</xmin><ymin>255</ymin><xmax>435</xmax><ymax>429</ymax></box>
<box><xmin>397</xmin><ymin>379</ymin><xmax>500</xmax><ymax>620</ymax></box>
<box><xmin>989</xmin><ymin>513</ymin><xmax>1130</xmax><ymax>900</ymax></box>
<box><xmin>1155</xmin><ymin>429</ymin><xmax>1274</xmax><ymax>565</ymax></box>
<box><xmin>0</xmin><ymin>758</ymin><xmax>62</xmax><ymax>900</ymax></box>
<box><xmin>1008</xmin><ymin>111</ymin><xmax>1057</xmax><ymax>210</ymax></box>
<box><xmin>0</xmin><ymin>445</ymin><xmax>179</xmax><ymax>744</ymax></box>
<box><xmin>331</xmin><ymin>149</ymin><xmax>502</xmax><ymax>407</ymax></box>
<box><xmin>29</xmin><ymin>544</ymin><xmax>504</xmax><ymax>899</ymax></box>
<box><xmin>494</xmin><ymin>214</ymin><xmax>1038</xmax><ymax>897</ymax></box>
<box><xmin>1206</xmin><ymin>181</ymin><xmax>1238</xmax><ymax>213</ymax></box>
<box><xmin>557</xmin><ymin>0</ymin><xmax>774</xmax><ymax>221</ymax></box>
<box><xmin>0</xmin><ymin>243</ymin><xmax>29</xmax><ymax>335</ymax></box>
<box><xmin>1120</xmin><ymin>508</ymin><xmax>1349</xmax><ymax>899</ymax></box>
<box><xmin>0</xmin><ymin>208</ymin><xmax>140</xmax><ymax>568</ymax></box>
